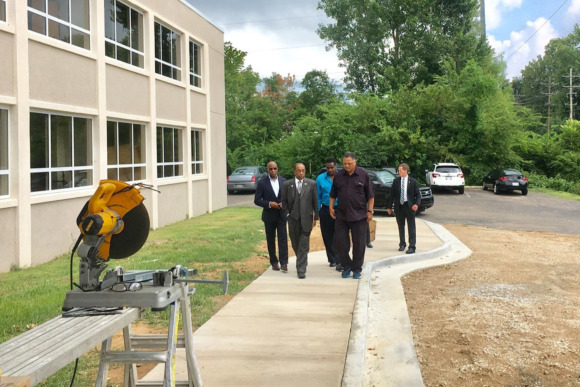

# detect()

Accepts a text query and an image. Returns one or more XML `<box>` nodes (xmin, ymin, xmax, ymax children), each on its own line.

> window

<box><xmin>191</xmin><ymin>130</ymin><xmax>203</xmax><ymax>174</ymax></box>
<box><xmin>28</xmin><ymin>0</ymin><xmax>91</xmax><ymax>49</ymax></box>
<box><xmin>156</xmin><ymin>126</ymin><xmax>182</xmax><ymax>178</ymax></box>
<box><xmin>154</xmin><ymin>21</ymin><xmax>181</xmax><ymax>80</ymax></box>
<box><xmin>189</xmin><ymin>40</ymin><xmax>202</xmax><ymax>87</ymax></box>
<box><xmin>107</xmin><ymin>120</ymin><xmax>146</xmax><ymax>182</ymax></box>
<box><xmin>30</xmin><ymin>112</ymin><xmax>92</xmax><ymax>192</ymax></box>
<box><xmin>0</xmin><ymin>109</ymin><xmax>8</xmax><ymax>197</ymax></box>
<box><xmin>104</xmin><ymin>0</ymin><xmax>144</xmax><ymax>68</ymax></box>
<box><xmin>0</xmin><ymin>0</ymin><xmax>6</xmax><ymax>23</ymax></box>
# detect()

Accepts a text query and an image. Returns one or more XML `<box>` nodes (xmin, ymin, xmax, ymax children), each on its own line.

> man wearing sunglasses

<box><xmin>254</xmin><ymin>161</ymin><xmax>289</xmax><ymax>272</ymax></box>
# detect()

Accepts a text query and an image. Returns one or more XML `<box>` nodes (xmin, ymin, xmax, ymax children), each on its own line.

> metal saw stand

<box><xmin>94</xmin><ymin>282</ymin><xmax>202</xmax><ymax>387</ymax></box>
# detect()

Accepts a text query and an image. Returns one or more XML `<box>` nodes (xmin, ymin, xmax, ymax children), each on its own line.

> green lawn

<box><xmin>0</xmin><ymin>207</ymin><xmax>267</xmax><ymax>386</ymax></box>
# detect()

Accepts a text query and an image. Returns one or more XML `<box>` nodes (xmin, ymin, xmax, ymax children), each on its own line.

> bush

<box><xmin>524</xmin><ymin>172</ymin><xmax>580</xmax><ymax>195</ymax></box>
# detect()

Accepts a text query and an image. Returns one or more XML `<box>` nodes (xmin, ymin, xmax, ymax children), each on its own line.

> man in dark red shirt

<box><xmin>329</xmin><ymin>152</ymin><xmax>375</xmax><ymax>279</ymax></box>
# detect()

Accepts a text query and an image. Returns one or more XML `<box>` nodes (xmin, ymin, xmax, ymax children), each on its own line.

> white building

<box><xmin>0</xmin><ymin>0</ymin><xmax>227</xmax><ymax>273</ymax></box>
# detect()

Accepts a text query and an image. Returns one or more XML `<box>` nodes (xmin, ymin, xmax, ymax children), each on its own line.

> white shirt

<box><xmin>295</xmin><ymin>178</ymin><xmax>303</xmax><ymax>193</ymax></box>
<box><xmin>270</xmin><ymin>176</ymin><xmax>279</xmax><ymax>197</ymax></box>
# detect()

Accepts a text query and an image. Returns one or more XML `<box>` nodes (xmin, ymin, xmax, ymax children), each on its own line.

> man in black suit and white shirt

<box><xmin>386</xmin><ymin>163</ymin><xmax>421</xmax><ymax>254</ymax></box>
<box><xmin>254</xmin><ymin>161</ymin><xmax>289</xmax><ymax>271</ymax></box>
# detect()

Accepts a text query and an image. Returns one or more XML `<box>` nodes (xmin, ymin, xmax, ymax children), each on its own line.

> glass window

<box><xmin>29</xmin><ymin>112</ymin><xmax>93</xmax><ymax>192</ymax></box>
<box><xmin>156</xmin><ymin>126</ymin><xmax>183</xmax><ymax>178</ymax></box>
<box><xmin>107</xmin><ymin>120</ymin><xmax>146</xmax><ymax>182</ymax></box>
<box><xmin>154</xmin><ymin>21</ymin><xmax>181</xmax><ymax>81</ymax></box>
<box><xmin>189</xmin><ymin>40</ymin><xmax>202</xmax><ymax>88</ymax></box>
<box><xmin>0</xmin><ymin>109</ymin><xmax>8</xmax><ymax>197</ymax></box>
<box><xmin>0</xmin><ymin>0</ymin><xmax>7</xmax><ymax>23</ymax></box>
<box><xmin>104</xmin><ymin>0</ymin><xmax>144</xmax><ymax>68</ymax></box>
<box><xmin>27</xmin><ymin>0</ymin><xmax>90</xmax><ymax>49</ymax></box>
<box><xmin>191</xmin><ymin>130</ymin><xmax>203</xmax><ymax>175</ymax></box>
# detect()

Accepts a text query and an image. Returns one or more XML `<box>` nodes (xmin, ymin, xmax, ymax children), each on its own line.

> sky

<box><xmin>187</xmin><ymin>0</ymin><xmax>580</xmax><ymax>82</ymax></box>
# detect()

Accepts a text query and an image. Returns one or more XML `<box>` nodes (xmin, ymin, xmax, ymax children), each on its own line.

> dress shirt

<box><xmin>316</xmin><ymin>172</ymin><xmax>334</xmax><ymax>208</ymax></box>
<box><xmin>295</xmin><ymin>177</ymin><xmax>303</xmax><ymax>194</ymax></box>
<box><xmin>330</xmin><ymin>167</ymin><xmax>374</xmax><ymax>222</ymax></box>
<box><xmin>269</xmin><ymin>176</ymin><xmax>279</xmax><ymax>197</ymax></box>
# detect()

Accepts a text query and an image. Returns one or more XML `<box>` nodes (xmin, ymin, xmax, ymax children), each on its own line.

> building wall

<box><xmin>0</xmin><ymin>0</ymin><xmax>226</xmax><ymax>273</ymax></box>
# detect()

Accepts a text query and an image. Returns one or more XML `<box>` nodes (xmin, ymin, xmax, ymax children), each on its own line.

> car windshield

<box><xmin>436</xmin><ymin>166</ymin><xmax>461</xmax><ymax>173</ymax></box>
<box><xmin>375</xmin><ymin>170</ymin><xmax>396</xmax><ymax>183</ymax></box>
<box><xmin>232</xmin><ymin>168</ymin><xmax>256</xmax><ymax>175</ymax></box>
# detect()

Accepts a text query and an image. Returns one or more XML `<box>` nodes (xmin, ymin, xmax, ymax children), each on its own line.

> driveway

<box><xmin>418</xmin><ymin>187</ymin><xmax>580</xmax><ymax>236</ymax></box>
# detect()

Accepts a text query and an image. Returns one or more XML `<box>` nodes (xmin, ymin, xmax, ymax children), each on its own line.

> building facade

<box><xmin>0</xmin><ymin>0</ymin><xmax>227</xmax><ymax>273</ymax></box>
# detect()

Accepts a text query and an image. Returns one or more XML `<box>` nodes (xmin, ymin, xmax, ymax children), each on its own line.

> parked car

<box><xmin>482</xmin><ymin>168</ymin><xmax>528</xmax><ymax>195</ymax></box>
<box><xmin>227</xmin><ymin>166</ymin><xmax>267</xmax><ymax>194</ymax></box>
<box><xmin>367</xmin><ymin>169</ymin><xmax>434</xmax><ymax>214</ymax></box>
<box><xmin>425</xmin><ymin>162</ymin><xmax>465</xmax><ymax>194</ymax></box>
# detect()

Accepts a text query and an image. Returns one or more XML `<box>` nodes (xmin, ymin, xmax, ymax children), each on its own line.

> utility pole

<box><xmin>563</xmin><ymin>68</ymin><xmax>580</xmax><ymax>120</ymax></box>
<box><xmin>541</xmin><ymin>77</ymin><xmax>557</xmax><ymax>133</ymax></box>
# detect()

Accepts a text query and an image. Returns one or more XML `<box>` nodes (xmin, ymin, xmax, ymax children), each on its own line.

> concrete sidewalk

<box><xmin>143</xmin><ymin>217</ymin><xmax>470</xmax><ymax>386</ymax></box>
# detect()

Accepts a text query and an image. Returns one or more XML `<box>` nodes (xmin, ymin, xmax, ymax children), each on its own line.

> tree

<box><xmin>317</xmin><ymin>0</ymin><xmax>490</xmax><ymax>94</ymax></box>
<box><xmin>298</xmin><ymin>70</ymin><xmax>341</xmax><ymax>114</ymax></box>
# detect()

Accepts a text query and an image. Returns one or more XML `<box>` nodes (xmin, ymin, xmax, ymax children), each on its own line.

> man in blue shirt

<box><xmin>316</xmin><ymin>157</ymin><xmax>341</xmax><ymax>270</ymax></box>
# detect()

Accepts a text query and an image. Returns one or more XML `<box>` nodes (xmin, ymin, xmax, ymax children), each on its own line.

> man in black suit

<box><xmin>254</xmin><ymin>161</ymin><xmax>289</xmax><ymax>271</ymax></box>
<box><xmin>386</xmin><ymin>163</ymin><xmax>421</xmax><ymax>254</ymax></box>
<box><xmin>281</xmin><ymin>163</ymin><xmax>319</xmax><ymax>279</ymax></box>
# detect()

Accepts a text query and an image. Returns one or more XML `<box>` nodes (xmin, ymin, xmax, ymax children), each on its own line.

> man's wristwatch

<box><xmin>367</xmin><ymin>210</ymin><xmax>374</xmax><ymax>214</ymax></box>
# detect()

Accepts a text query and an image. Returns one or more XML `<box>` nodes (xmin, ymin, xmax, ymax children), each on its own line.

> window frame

<box><xmin>190</xmin><ymin>129</ymin><xmax>203</xmax><ymax>175</ymax></box>
<box><xmin>156</xmin><ymin>126</ymin><xmax>183</xmax><ymax>179</ymax></box>
<box><xmin>0</xmin><ymin>0</ymin><xmax>7</xmax><ymax>23</ymax></box>
<box><xmin>104</xmin><ymin>0</ymin><xmax>145</xmax><ymax>68</ymax></box>
<box><xmin>27</xmin><ymin>0</ymin><xmax>91</xmax><ymax>50</ymax></box>
<box><xmin>29</xmin><ymin>111</ymin><xmax>94</xmax><ymax>193</ymax></box>
<box><xmin>154</xmin><ymin>21</ymin><xmax>181</xmax><ymax>81</ymax></box>
<box><xmin>106</xmin><ymin>120</ymin><xmax>147</xmax><ymax>183</ymax></box>
<box><xmin>0</xmin><ymin>108</ymin><xmax>9</xmax><ymax>198</ymax></box>
<box><xmin>189</xmin><ymin>40</ymin><xmax>202</xmax><ymax>88</ymax></box>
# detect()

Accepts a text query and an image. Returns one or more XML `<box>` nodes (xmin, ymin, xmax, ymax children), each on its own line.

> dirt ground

<box><xmin>107</xmin><ymin>223</ymin><xmax>580</xmax><ymax>386</ymax></box>
<box><xmin>403</xmin><ymin>224</ymin><xmax>580</xmax><ymax>386</ymax></box>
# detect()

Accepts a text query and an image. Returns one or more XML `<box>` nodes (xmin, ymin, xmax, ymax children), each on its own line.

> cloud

<box><xmin>564</xmin><ymin>0</ymin><xmax>580</xmax><ymax>26</ymax></box>
<box><xmin>485</xmin><ymin>0</ymin><xmax>523</xmax><ymax>30</ymax></box>
<box><xmin>488</xmin><ymin>17</ymin><xmax>558</xmax><ymax>79</ymax></box>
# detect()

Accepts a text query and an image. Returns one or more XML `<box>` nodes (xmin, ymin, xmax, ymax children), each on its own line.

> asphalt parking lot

<box><xmin>227</xmin><ymin>188</ymin><xmax>580</xmax><ymax>236</ymax></box>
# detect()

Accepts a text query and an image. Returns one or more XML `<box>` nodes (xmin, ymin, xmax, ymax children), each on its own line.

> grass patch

<box><xmin>0</xmin><ymin>207</ymin><xmax>267</xmax><ymax>386</ymax></box>
<box><xmin>531</xmin><ymin>187</ymin><xmax>580</xmax><ymax>202</ymax></box>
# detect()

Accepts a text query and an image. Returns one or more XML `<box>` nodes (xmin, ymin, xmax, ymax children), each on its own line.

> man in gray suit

<box><xmin>282</xmin><ymin>163</ymin><xmax>319</xmax><ymax>279</ymax></box>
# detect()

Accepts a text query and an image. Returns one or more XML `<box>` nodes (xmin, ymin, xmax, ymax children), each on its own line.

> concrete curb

<box><xmin>342</xmin><ymin>219</ymin><xmax>472</xmax><ymax>386</ymax></box>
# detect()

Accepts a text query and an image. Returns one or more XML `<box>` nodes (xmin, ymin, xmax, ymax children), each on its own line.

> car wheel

<box><xmin>493</xmin><ymin>184</ymin><xmax>499</xmax><ymax>195</ymax></box>
<box><xmin>482</xmin><ymin>181</ymin><xmax>488</xmax><ymax>190</ymax></box>
<box><xmin>522</xmin><ymin>187</ymin><xmax>528</xmax><ymax>196</ymax></box>
<box><xmin>458</xmin><ymin>186</ymin><xmax>464</xmax><ymax>194</ymax></box>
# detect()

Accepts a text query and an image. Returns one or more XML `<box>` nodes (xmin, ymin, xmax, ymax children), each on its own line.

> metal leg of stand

<box><xmin>164</xmin><ymin>301</ymin><xmax>179</xmax><ymax>387</ymax></box>
<box><xmin>180</xmin><ymin>283</ymin><xmax>203</xmax><ymax>387</ymax></box>
<box><xmin>122</xmin><ymin>325</ymin><xmax>138</xmax><ymax>387</ymax></box>
<box><xmin>95</xmin><ymin>337</ymin><xmax>112</xmax><ymax>387</ymax></box>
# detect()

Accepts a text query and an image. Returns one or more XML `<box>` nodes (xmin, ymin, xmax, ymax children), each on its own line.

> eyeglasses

<box><xmin>111</xmin><ymin>282</ymin><xmax>143</xmax><ymax>292</ymax></box>
<box><xmin>268</xmin><ymin>167</ymin><xmax>278</xmax><ymax>170</ymax></box>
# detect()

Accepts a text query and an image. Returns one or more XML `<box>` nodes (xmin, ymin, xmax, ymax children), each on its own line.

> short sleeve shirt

<box><xmin>330</xmin><ymin>167</ymin><xmax>374</xmax><ymax>221</ymax></box>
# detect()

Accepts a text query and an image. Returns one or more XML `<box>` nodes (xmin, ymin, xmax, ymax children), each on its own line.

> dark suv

<box><xmin>366</xmin><ymin>169</ymin><xmax>434</xmax><ymax>214</ymax></box>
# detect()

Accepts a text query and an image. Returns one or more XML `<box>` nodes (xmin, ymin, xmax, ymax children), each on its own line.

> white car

<box><xmin>425</xmin><ymin>163</ymin><xmax>465</xmax><ymax>194</ymax></box>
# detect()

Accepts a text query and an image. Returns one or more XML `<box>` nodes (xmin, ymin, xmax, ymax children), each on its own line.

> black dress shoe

<box><xmin>272</xmin><ymin>263</ymin><xmax>280</xmax><ymax>271</ymax></box>
<box><xmin>406</xmin><ymin>248</ymin><xmax>416</xmax><ymax>254</ymax></box>
<box><xmin>398</xmin><ymin>246</ymin><xmax>406</xmax><ymax>252</ymax></box>
<box><xmin>329</xmin><ymin>262</ymin><xmax>336</xmax><ymax>267</ymax></box>
<box><xmin>335</xmin><ymin>264</ymin><xmax>343</xmax><ymax>272</ymax></box>
<box><xmin>281</xmin><ymin>264</ymin><xmax>288</xmax><ymax>272</ymax></box>
<box><xmin>298</xmin><ymin>273</ymin><xmax>306</xmax><ymax>279</ymax></box>
<box><xmin>367</xmin><ymin>243</ymin><xmax>373</xmax><ymax>248</ymax></box>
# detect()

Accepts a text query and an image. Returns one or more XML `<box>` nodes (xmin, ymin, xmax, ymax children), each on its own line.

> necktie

<box><xmin>400</xmin><ymin>178</ymin><xmax>406</xmax><ymax>205</ymax></box>
<box><xmin>297</xmin><ymin>180</ymin><xmax>302</xmax><ymax>194</ymax></box>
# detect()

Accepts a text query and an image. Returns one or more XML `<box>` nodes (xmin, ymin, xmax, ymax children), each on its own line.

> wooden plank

<box><xmin>0</xmin><ymin>308</ymin><xmax>141</xmax><ymax>386</ymax></box>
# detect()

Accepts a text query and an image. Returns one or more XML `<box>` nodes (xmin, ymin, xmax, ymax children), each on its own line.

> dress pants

<box><xmin>395</xmin><ymin>203</ymin><xmax>416</xmax><ymax>248</ymax></box>
<box><xmin>335</xmin><ymin>217</ymin><xmax>367</xmax><ymax>272</ymax></box>
<box><xmin>264</xmin><ymin>218</ymin><xmax>288</xmax><ymax>266</ymax></box>
<box><xmin>288</xmin><ymin>218</ymin><xmax>311</xmax><ymax>275</ymax></box>
<box><xmin>319</xmin><ymin>205</ymin><xmax>338</xmax><ymax>264</ymax></box>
